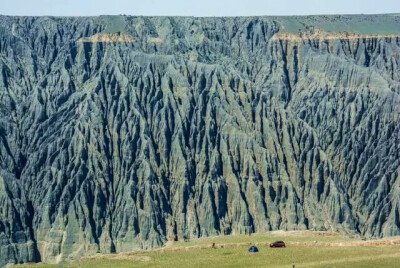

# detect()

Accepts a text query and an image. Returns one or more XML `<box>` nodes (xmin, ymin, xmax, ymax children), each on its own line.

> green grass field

<box><xmin>14</xmin><ymin>231</ymin><xmax>400</xmax><ymax>268</ymax></box>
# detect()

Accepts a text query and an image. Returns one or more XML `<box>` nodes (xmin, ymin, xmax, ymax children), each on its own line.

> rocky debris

<box><xmin>77</xmin><ymin>32</ymin><xmax>134</xmax><ymax>43</ymax></box>
<box><xmin>0</xmin><ymin>14</ymin><xmax>399</xmax><ymax>266</ymax></box>
<box><xmin>271</xmin><ymin>28</ymin><xmax>400</xmax><ymax>41</ymax></box>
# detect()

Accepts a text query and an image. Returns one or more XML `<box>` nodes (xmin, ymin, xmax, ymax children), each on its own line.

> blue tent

<box><xmin>248</xmin><ymin>245</ymin><xmax>259</xmax><ymax>252</ymax></box>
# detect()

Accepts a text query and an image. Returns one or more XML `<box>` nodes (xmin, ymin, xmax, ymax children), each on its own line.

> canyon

<box><xmin>0</xmin><ymin>14</ymin><xmax>399</xmax><ymax>265</ymax></box>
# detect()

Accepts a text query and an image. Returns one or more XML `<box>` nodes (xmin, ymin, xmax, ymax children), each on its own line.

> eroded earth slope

<box><xmin>0</xmin><ymin>14</ymin><xmax>399</xmax><ymax>265</ymax></box>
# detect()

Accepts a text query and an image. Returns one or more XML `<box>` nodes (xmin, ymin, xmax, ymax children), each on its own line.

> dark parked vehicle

<box><xmin>248</xmin><ymin>245</ymin><xmax>259</xmax><ymax>252</ymax></box>
<box><xmin>269</xmin><ymin>241</ymin><xmax>286</xmax><ymax>247</ymax></box>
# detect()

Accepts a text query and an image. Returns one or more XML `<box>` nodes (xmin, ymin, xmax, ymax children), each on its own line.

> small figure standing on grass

<box><xmin>212</xmin><ymin>240</ymin><xmax>216</xmax><ymax>249</ymax></box>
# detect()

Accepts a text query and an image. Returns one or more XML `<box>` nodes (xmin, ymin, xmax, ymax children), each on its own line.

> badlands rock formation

<box><xmin>0</xmin><ymin>14</ymin><xmax>399</xmax><ymax>265</ymax></box>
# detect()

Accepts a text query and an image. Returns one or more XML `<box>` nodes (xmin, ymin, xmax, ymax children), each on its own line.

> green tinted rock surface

<box><xmin>0</xmin><ymin>14</ymin><xmax>399</xmax><ymax>266</ymax></box>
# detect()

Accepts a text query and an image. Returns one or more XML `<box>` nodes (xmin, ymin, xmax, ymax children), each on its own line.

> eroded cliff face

<box><xmin>0</xmin><ymin>15</ymin><xmax>399</xmax><ymax>265</ymax></box>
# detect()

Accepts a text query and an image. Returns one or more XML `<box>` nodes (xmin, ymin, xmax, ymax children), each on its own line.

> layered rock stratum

<box><xmin>0</xmin><ymin>14</ymin><xmax>399</xmax><ymax>265</ymax></box>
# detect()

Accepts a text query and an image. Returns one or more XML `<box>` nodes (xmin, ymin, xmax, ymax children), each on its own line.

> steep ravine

<box><xmin>0</xmin><ymin>15</ymin><xmax>399</xmax><ymax>265</ymax></box>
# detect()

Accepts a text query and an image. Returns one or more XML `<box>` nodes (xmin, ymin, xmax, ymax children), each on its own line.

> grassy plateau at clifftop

<box><xmin>14</xmin><ymin>231</ymin><xmax>400</xmax><ymax>268</ymax></box>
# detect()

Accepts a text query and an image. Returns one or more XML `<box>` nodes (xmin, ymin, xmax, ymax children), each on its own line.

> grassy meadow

<box><xmin>13</xmin><ymin>231</ymin><xmax>400</xmax><ymax>268</ymax></box>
